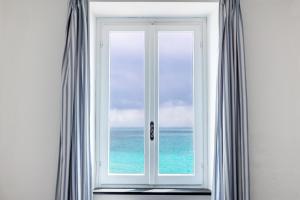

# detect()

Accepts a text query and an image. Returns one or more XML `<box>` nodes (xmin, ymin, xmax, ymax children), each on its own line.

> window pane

<box><xmin>109</xmin><ymin>32</ymin><xmax>145</xmax><ymax>174</ymax></box>
<box><xmin>158</xmin><ymin>31</ymin><xmax>194</xmax><ymax>174</ymax></box>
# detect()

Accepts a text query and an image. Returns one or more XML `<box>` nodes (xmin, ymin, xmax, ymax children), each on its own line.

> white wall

<box><xmin>1</xmin><ymin>0</ymin><xmax>300</xmax><ymax>200</ymax></box>
<box><xmin>0</xmin><ymin>0</ymin><xmax>67</xmax><ymax>200</ymax></box>
<box><xmin>0</xmin><ymin>0</ymin><xmax>3</xmax><ymax>95</ymax></box>
<box><xmin>242</xmin><ymin>0</ymin><xmax>300</xmax><ymax>199</ymax></box>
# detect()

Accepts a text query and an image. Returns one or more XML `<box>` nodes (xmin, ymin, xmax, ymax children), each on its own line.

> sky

<box><xmin>109</xmin><ymin>31</ymin><xmax>194</xmax><ymax>127</ymax></box>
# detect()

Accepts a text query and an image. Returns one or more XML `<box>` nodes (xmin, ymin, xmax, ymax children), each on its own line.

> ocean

<box><xmin>109</xmin><ymin>127</ymin><xmax>194</xmax><ymax>174</ymax></box>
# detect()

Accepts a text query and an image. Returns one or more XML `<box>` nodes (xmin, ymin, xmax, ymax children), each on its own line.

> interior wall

<box><xmin>242</xmin><ymin>0</ymin><xmax>300</xmax><ymax>199</ymax></box>
<box><xmin>0</xmin><ymin>0</ymin><xmax>67</xmax><ymax>200</ymax></box>
<box><xmin>0</xmin><ymin>0</ymin><xmax>3</xmax><ymax>109</ymax></box>
<box><xmin>1</xmin><ymin>0</ymin><xmax>300</xmax><ymax>200</ymax></box>
<box><xmin>0</xmin><ymin>0</ymin><xmax>3</xmax><ymax>48</ymax></box>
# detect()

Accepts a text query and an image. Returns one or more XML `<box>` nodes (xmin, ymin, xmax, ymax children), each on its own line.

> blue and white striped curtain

<box><xmin>55</xmin><ymin>0</ymin><xmax>92</xmax><ymax>200</ymax></box>
<box><xmin>213</xmin><ymin>0</ymin><xmax>250</xmax><ymax>200</ymax></box>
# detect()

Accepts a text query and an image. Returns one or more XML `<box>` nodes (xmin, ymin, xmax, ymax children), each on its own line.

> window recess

<box><xmin>96</xmin><ymin>18</ymin><xmax>208</xmax><ymax>187</ymax></box>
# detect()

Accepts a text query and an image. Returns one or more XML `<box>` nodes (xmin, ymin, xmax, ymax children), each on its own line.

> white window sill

<box><xmin>93</xmin><ymin>188</ymin><xmax>211</xmax><ymax>195</ymax></box>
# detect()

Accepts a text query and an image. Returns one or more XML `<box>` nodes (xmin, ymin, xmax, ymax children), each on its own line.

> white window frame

<box><xmin>95</xmin><ymin>18</ymin><xmax>208</xmax><ymax>188</ymax></box>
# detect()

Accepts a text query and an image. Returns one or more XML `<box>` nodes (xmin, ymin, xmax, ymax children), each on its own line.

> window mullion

<box><xmin>148</xmin><ymin>24</ymin><xmax>157</xmax><ymax>185</ymax></box>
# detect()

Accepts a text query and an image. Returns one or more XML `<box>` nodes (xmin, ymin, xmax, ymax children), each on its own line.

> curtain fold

<box><xmin>213</xmin><ymin>0</ymin><xmax>250</xmax><ymax>200</ymax></box>
<box><xmin>55</xmin><ymin>0</ymin><xmax>92</xmax><ymax>200</ymax></box>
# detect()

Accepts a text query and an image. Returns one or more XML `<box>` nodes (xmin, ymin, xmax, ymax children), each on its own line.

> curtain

<box><xmin>213</xmin><ymin>0</ymin><xmax>250</xmax><ymax>200</ymax></box>
<box><xmin>55</xmin><ymin>0</ymin><xmax>92</xmax><ymax>200</ymax></box>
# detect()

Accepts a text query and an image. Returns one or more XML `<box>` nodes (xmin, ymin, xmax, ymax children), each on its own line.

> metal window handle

<box><xmin>150</xmin><ymin>121</ymin><xmax>154</xmax><ymax>141</ymax></box>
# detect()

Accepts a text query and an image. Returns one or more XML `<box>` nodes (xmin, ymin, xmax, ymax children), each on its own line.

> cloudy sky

<box><xmin>109</xmin><ymin>31</ymin><xmax>194</xmax><ymax>127</ymax></box>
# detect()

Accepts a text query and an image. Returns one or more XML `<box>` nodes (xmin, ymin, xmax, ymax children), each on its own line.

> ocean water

<box><xmin>109</xmin><ymin>127</ymin><xmax>194</xmax><ymax>174</ymax></box>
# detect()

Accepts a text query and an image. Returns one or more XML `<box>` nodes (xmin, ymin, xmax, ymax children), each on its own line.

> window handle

<box><xmin>150</xmin><ymin>121</ymin><xmax>154</xmax><ymax>141</ymax></box>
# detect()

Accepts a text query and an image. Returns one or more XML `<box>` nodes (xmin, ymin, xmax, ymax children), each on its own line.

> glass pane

<box><xmin>109</xmin><ymin>31</ymin><xmax>145</xmax><ymax>174</ymax></box>
<box><xmin>158</xmin><ymin>31</ymin><xmax>194</xmax><ymax>174</ymax></box>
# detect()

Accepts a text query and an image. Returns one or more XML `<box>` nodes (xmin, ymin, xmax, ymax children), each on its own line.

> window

<box><xmin>96</xmin><ymin>18</ymin><xmax>207</xmax><ymax>187</ymax></box>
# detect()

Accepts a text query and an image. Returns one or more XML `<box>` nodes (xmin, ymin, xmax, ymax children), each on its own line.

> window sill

<box><xmin>93</xmin><ymin>188</ymin><xmax>211</xmax><ymax>195</ymax></box>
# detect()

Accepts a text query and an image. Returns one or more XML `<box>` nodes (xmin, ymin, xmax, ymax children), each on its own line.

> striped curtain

<box><xmin>55</xmin><ymin>0</ymin><xmax>92</xmax><ymax>200</ymax></box>
<box><xmin>213</xmin><ymin>0</ymin><xmax>250</xmax><ymax>200</ymax></box>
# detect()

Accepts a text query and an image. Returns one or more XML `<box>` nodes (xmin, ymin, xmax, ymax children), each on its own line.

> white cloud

<box><xmin>159</xmin><ymin>105</ymin><xmax>193</xmax><ymax>127</ymax></box>
<box><xmin>110</xmin><ymin>103</ymin><xmax>193</xmax><ymax>127</ymax></box>
<box><xmin>110</xmin><ymin>109</ymin><xmax>144</xmax><ymax>127</ymax></box>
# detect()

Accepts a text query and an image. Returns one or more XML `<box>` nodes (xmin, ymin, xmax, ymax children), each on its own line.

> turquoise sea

<box><xmin>109</xmin><ymin>127</ymin><xmax>194</xmax><ymax>174</ymax></box>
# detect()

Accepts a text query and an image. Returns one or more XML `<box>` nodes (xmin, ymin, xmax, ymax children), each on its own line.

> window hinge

<box><xmin>100</xmin><ymin>41</ymin><xmax>104</xmax><ymax>48</ymax></box>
